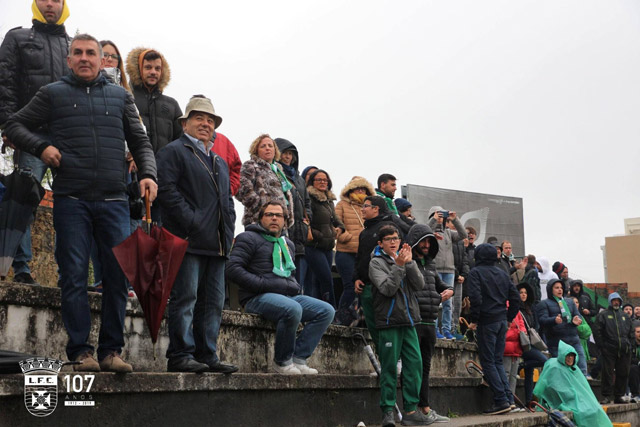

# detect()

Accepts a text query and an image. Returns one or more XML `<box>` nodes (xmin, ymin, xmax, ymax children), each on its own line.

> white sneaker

<box><xmin>293</xmin><ymin>362</ymin><xmax>318</xmax><ymax>375</ymax></box>
<box><xmin>272</xmin><ymin>362</ymin><xmax>301</xmax><ymax>375</ymax></box>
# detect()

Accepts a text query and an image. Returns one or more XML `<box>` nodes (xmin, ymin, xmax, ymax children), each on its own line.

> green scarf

<box><xmin>553</xmin><ymin>296</ymin><xmax>571</xmax><ymax>322</ymax></box>
<box><xmin>261</xmin><ymin>233</ymin><xmax>296</xmax><ymax>278</ymax></box>
<box><xmin>270</xmin><ymin>163</ymin><xmax>293</xmax><ymax>196</ymax></box>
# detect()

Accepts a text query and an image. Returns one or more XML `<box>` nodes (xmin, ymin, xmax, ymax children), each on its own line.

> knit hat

<box><xmin>301</xmin><ymin>166</ymin><xmax>318</xmax><ymax>181</ymax></box>
<box><xmin>394</xmin><ymin>198</ymin><xmax>412</xmax><ymax>213</ymax></box>
<box><xmin>552</xmin><ymin>262</ymin><xmax>566</xmax><ymax>276</ymax></box>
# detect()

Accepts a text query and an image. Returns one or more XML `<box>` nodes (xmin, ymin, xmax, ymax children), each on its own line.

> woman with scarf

<box><xmin>334</xmin><ymin>176</ymin><xmax>375</xmax><ymax>324</ymax></box>
<box><xmin>237</xmin><ymin>134</ymin><xmax>294</xmax><ymax>228</ymax></box>
<box><xmin>305</xmin><ymin>169</ymin><xmax>345</xmax><ymax>307</ymax></box>
<box><xmin>536</xmin><ymin>278</ymin><xmax>588</xmax><ymax>376</ymax></box>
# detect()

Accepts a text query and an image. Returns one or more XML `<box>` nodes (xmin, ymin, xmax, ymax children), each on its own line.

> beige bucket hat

<box><xmin>179</xmin><ymin>96</ymin><xmax>223</xmax><ymax>129</ymax></box>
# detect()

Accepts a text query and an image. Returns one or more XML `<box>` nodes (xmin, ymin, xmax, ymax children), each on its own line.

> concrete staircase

<box><xmin>0</xmin><ymin>281</ymin><xmax>638</xmax><ymax>426</ymax></box>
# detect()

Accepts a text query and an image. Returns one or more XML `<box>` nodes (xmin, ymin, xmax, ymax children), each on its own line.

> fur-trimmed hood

<box><xmin>339</xmin><ymin>176</ymin><xmax>375</xmax><ymax>201</ymax></box>
<box><xmin>307</xmin><ymin>186</ymin><xmax>336</xmax><ymax>203</ymax></box>
<box><xmin>126</xmin><ymin>47</ymin><xmax>171</xmax><ymax>92</ymax></box>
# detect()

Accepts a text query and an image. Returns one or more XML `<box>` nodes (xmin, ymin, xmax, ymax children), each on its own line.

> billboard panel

<box><xmin>402</xmin><ymin>184</ymin><xmax>525</xmax><ymax>257</ymax></box>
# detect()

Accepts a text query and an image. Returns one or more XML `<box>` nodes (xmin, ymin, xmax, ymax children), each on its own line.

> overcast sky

<box><xmin>3</xmin><ymin>1</ymin><xmax>640</xmax><ymax>283</ymax></box>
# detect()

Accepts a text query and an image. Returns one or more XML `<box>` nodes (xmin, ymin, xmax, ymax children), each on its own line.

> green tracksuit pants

<box><xmin>378</xmin><ymin>326</ymin><xmax>423</xmax><ymax>413</ymax></box>
<box><xmin>361</xmin><ymin>283</ymin><xmax>379</xmax><ymax>348</ymax></box>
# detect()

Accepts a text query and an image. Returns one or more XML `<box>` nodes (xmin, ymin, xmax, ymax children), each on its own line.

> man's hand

<box><xmin>2</xmin><ymin>133</ymin><xmax>16</xmax><ymax>151</ymax></box>
<box><xmin>140</xmin><ymin>178</ymin><xmax>158</xmax><ymax>202</ymax></box>
<box><xmin>555</xmin><ymin>314</ymin><xmax>563</xmax><ymax>324</ymax></box>
<box><xmin>468</xmin><ymin>322</ymin><xmax>477</xmax><ymax>330</ymax></box>
<box><xmin>516</xmin><ymin>258</ymin><xmax>528</xmax><ymax>270</ymax></box>
<box><xmin>126</xmin><ymin>153</ymin><xmax>138</xmax><ymax>173</ymax></box>
<box><xmin>394</xmin><ymin>243</ymin><xmax>412</xmax><ymax>266</ymax></box>
<box><xmin>457</xmin><ymin>275</ymin><xmax>465</xmax><ymax>284</ymax></box>
<box><xmin>40</xmin><ymin>146</ymin><xmax>61</xmax><ymax>167</ymax></box>
<box><xmin>449</xmin><ymin>211</ymin><xmax>457</xmax><ymax>220</ymax></box>
<box><xmin>572</xmin><ymin>315</ymin><xmax>582</xmax><ymax>326</ymax></box>
<box><xmin>354</xmin><ymin>279</ymin><xmax>365</xmax><ymax>295</ymax></box>
<box><xmin>434</xmin><ymin>232</ymin><xmax>444</xmax><ymax>241</ymax></box>
<box><xmin>440</xmin><ymin>289</ymin><xmax>453</xmax><ymax>302</ymax></box>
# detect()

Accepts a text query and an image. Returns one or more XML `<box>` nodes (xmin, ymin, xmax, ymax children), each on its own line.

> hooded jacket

<box><xmin>406</xmin><ymin>224</ymin><xmax>452</xmax><ymax>323</ymax></box>
<box><xmin>568</xmin><ymin>279</ymin><xmax>595</xmax><ymax>321</ymax></box>
<box><xmin>427</xmin><ymin>206</ymin><xmax>467</xmax><ymax>273</ymax></box>
<box><xmin>537</xmin><ymin>257</ymin><xmax>558</xmax><ymax>296</ymax></box>
<box><xmin>535</xmin><ymin>278</ymin><xmax>581</xmax><ymax>348</ymax></box>
<box><xmin>0</xmin><ymin>12</ymin><xmax>70</xmax><ymax>127</ymax></box>
<box><xmin>275</xmin><ymin>138</ymin><xmax>311</xmax><ymax>256</ymax></box>
<box><xmin>517</xmin><ymin>282</ymin><xmax>539</xmax><ymax>330</ymax></box>
<box><xmin>369</xmin><ymin>246</ymin><xmax>422</xmax><ymax>329</ymax></box>
<box><xmin>596</xmin><ymin>292</ymin><xmax>634</xmax><ymax>355</ymax></box>
<box><xmin>353</xmin><ymin>213</ymin><xmax>395</xmax><ymax>285</ymax></box>
<box><xmin>335</xmin><ymin>176</ymin><xmax>375</xmax><ymax>254</ymax></box>
<box><xmin>504</xmin><ymin>311</ymin><xmax>526</xmax><ymax>357</ymax></box>
<box><xmin>467</xmin><ymin>243</ymin><xmax>520</xmax><ymax>324</ymax></box>
<box><xmin>533</xmin><ymin>340</ymin><xmax>612</xmax><ymax>427</ymax></box>
<box><xmin>306</xmin><ymin>186</ymin><xmax>344</xmax><ymax>251</ymax></box>
<box><xmin>126</xmin><ymin>47</ymin><xmax>183</xmax><ymax>154</ymax></box>
<box><xmin>5</xmin><ymin>72</ymin><xmax>157</xmax><ymax>199</ymax></box>
<box><xmin>226</xmin><ymin>223</ymin><xmax>301</xmax><ymax>306</ymax></box>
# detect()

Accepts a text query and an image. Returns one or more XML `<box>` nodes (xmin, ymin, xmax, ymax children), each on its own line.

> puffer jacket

<box><xmin>369</xmin><ymin>246</ymin><xmax>423</xmax><ymax>329</ymax></box>
<box><xmin>568</xmin><ymin>279</ymin><xmax>595</xmax><ymax>322</ymax></box>
<box><xmin>504</xmin><ymin>311</ymin><xmax>526</xmax><ymax>357</ymax></box>
<box><xmin>5</xmin><ymin>73</ymin><xmax>157</xmax><ymax>199</ymax></box>
<box><xmin>335</xmin><ymin>176</ymin><xmax>375</xmax><ymax>254</ymax></box>
<box><xmin>467</xmin><ymin>243</ymin><xmax>520</xmax><ymax>324</ymax></box>
<box><xmin>305</xmin><ymin>186</ymin><xmax>344</xmax><ymax>251</ymax></box>
<box><xmin>236</xmin><ymin>155</ymin><xmax>294</xmax><ymax>227</ymax></box>
<box><xmin>226</xmin><ymin>223</ymin><xmax>301</xmax><ymax>306</ymax></box>
<box><xmin>596</xmin><ymin>292</ymin><xmax>634</xmax><ymax>356</ymax></box>
<box><xmin>275</xmin><ymin>138</ymin><xmax>311</xmax><ymax>256</ymax></box>
<box><xmin>126</xmin><ymin>47</ymin><xmax>183</xmax><ymax>154</ymax></box>
<box><xmin>0</xmin><ymin>21</ymin><xmax>69</xmax><ymax>127</ymax></box>
<box><xmin>157</xmin><ymin>135</ymin><xmax>235</xmax><ymax>257</ymax></box>
<box><xmin>427</xmin><ymin>206</ymin><xmax>467</xmax><ymax>273</ymax></box>
<box><xmin>535</xmin><ymin>278</ymin><xmax>581</xmax><ymax>348</ymax></box>
<box><xmin>354</xmin><ymin>213</ymin><xmax>395</xmax><ymax>284</ymax></box>
<box><xmin>406</xmin><ymin>224</ymin><xmax>453</xmax><ymax>323</ymax></box>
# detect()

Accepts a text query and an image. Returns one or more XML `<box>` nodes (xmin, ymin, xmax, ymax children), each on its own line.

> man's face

<box><xmin>561</xmin><ymin>267</ymin><xmax>569</xmax><ymax>279</ymax></box>
<box><xmin>466</xmin><ymin>230</ymin><xmax>476</xmax><ymax>244</ymax></box>
<box><xmin>571</xmin><ymin>284</ymin><xmax>581</xmax><ymax>296</ymax></box>
<box><xmin>379</xmin><ymin>233</ymin><xmax>400</xmax><ymax>256</ymax></box>
<box><xmin>142</xmin><ymin>58</ymin><xmax>163</xmax><ymax>87</ymax></box>
<box><xmin>401</xmin><ymin>207</ymin><xmax>412</xmax><ymax>219</ymax></box>
<box><xmin>502</xmin><ymin>243</ymin><xmax>512</xmax><ymax>256</ymax></box>
<box><xmin>612</xmin><ymin>299</ymin><xmax>621</xmax><ymax>310</ymax></box>
<box><xmin>624</xmin><ymin>306</ymin><xmax>633</xmax><ymax>317</ymax></box>
<box><xmin>565</xmin><ymin>354</ymin><xmax>575</xmax><ymax>367</ymax></box>
<box><xmin>635</xmin><ymin>327</ymin><xmax>640</xmax><ymax>343</ymax></box>
<box><xmin>380</xmin><ymin>180</ymin><xmax>396</xmax><ymax>198</ymax></box>
<box><xmin>183</xmin><ymin>112</ymin><xmax>215</xmax><ymax>142</ymax></box>
<box><xmin>280</xmin><ymin>150</ymin><xmax>293</xmax><ymax>166</ymax></box>
<box><xmin>36</xmin><ymin>0</ymin><xmax>63</xmax><ymax>24</ymax></box>
<box><xmin>260</xmin><ymin>204</ymin><xmax>285</xmax><ymax>236</ymax></box>
<box><xmin>635</xmin><ymin>307</ymin><xmax>640</xmax><ymax>318</ymax></box>
<box><xmin>361</xmin><ymin>202</ymin><xmax>379</xmax><ymax>220</ymax></box>
<box><xmin>67</xmin><ymin>40</ymin><xmax>102</xmax><ymax>82</ymax></box>
<box><xmin>417</xmin><ymin>237</ymin><xmax>430</xmax><ymax>257</ymax></box>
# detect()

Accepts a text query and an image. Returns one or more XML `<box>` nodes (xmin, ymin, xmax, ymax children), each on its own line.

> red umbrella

<box><xmin>112</xmin><ymin>191</ymin><xmax>188</xmax><ymax>354</ymax></box>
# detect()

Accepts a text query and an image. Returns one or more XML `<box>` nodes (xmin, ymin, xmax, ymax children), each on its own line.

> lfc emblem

<box><xmin>20</xmin><ymin>358</ymin><xmax>63</xmax><ymax>417</ymax></box>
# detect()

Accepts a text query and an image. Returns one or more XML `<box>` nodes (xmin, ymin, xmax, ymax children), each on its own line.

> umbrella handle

<box><xmin>145</xmin><ymin>188</ymin><xmax>151</xmax><ymax>225</ymax></box>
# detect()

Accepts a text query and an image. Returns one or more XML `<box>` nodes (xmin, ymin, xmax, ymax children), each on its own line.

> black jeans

<box><xmin>415</xmin><ymin>323</ymin><xmax>436</xmax><ymax>408</ymax></box>
<box><xmin>601</xmin><ymin>349</ymin><xmax>631</xmax><ymax>398</ymax></box>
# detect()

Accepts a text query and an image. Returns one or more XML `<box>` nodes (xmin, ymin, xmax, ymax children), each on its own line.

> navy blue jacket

<box><xmin>535</xmin><ymin>278</ymin><xmax>581</xmax><ymax>347</ymax></box>
<box><xmin>157</xmin><ymin>135</ymin><xmax>235</xmax><ymax>257</ymax></box>
<box><xmin>467</xmin><ymin>243</ymin><xmax>520</xmax><ymax>324</ymax></box>
<box><xmin>225</xmin><ymin>223</ymin><xmax>301</xmax><ymax>306</ymax></box>
<box><xmin>5</xmin><ymin>73</ymin><xmax>156</xmax><ymax>199</ymax></box>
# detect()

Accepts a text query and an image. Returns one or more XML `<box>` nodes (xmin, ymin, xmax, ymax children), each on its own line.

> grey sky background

<box><xmin>3</xmin><ymin>1</ymin><xmax>640</xmax><ymax>283</ymax></box>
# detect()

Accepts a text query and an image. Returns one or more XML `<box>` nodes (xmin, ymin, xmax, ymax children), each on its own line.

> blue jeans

<box><xmin>166</xmin><ymin>253</ymin><xmax>226</xmax><ymax>364</ymax></box>
<box><xmin>304</xmin><ymin>246</ymin><xmax>336</xmax><ymax>307</ymax></box>
<box><xmin>335</xmin><ymin>251</ymin><xmax>356</xmax><ymax>311</ymax></box>
<box><xmin>522</xmin><ymin>348</ymin><xmax>548</xmax><ymax>402</ymax></box>
<box><xmin>477</xmin><ymin>320</ymin><xmax>512</xmax><ymax>406</ymax></box>
<box><xmin>437</xmin><ymin>272</ymin><xmax>454</xmax><ymax>333</ymax></box>
<box><xmin>53</xmin><ymin>196</ymin><xmax>130</xmax><ymax>361</ymax></box>
<box><xmin>13</xmin><ymin>151</ymin><xmax>48</xmax><ymax>275</ymax></box>
<box><xmin>245</xmin><ymin>293</ymin><xmax>335</xmax><ymax>365</ymax></box>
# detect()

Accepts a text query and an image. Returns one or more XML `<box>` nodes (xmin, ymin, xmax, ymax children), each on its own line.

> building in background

<box><xmin>603</xmin><ymin>217</ymin><xmax>640</xmax><ymax>292</ymax></box>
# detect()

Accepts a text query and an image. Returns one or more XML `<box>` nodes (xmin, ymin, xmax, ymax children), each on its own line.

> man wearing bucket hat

<box><xmin>0</xmin><ymin>0</ymin><xmax>71</xmax><ymax>285</ymax></box>
<box><xmin>156</xmin><ymin>95</ymin><xmax>237</xmax><ymax>373</ymax></box>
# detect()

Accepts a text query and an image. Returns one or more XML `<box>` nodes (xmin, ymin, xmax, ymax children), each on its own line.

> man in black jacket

<box><xmin>0</xmin><ymin>0</ymin><xmax>71</xmax><ymax>285</ymax></box>
<box><xmin>226</xmin><ymin>201</ymin><xmax>334</xmax><ymax>375</ymax></box>
<box><xmin>569</xmin><ymin>280</ymin><xmax>595</xmax><ymax>324</ymax></box>
<box><xmin>5</xmin><ymin>34</ymin><xmax>157</xmax><ymax>373</ymax></box>
<box><xmin>467</xmin><ymin>243</ymin><xmax>520</xmax><ymax>415</ymax></box>
<box><xmin>157</xmin><ymin>96</ymin><xmax>236</xmax><ymax>374</ymax></box>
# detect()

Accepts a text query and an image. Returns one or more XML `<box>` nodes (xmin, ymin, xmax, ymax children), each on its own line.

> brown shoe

<box><xmin>99</xmin><ymin>352</ymin><xmax>133</xmax><ymax>373</ymax></box>
<box><xmin>73</xmin><ymin>352</ymin><xmax>100</xmax><ymax>372</ymax></box>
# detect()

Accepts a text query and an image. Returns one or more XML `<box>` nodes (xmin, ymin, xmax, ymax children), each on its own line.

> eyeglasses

<box><xmin>362</xmin><ymin>204</ymin><xmax>373</xmax><ymax>209</ymax></box>
<box><xmin>263</xmin><ymin>212</ymin><xmax>284</xmax><ymax>218</ymax></box>
<box><xmin>313</xmin><ymin>178</ymin><xmax>328</xmax><ymax>183</ymax></box>
<box><xmin>103</xmin><ymin>53</ymin><xmax>120</xmax><ymax>60</ymax></box>
<box><xmin>382</xmin><ymin>237</ymin><xmax>400</xmax><ymax>242</ymax></box>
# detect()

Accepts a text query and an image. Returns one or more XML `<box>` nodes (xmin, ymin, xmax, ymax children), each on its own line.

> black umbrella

<box><xmin>0</xmin><ymin>168</ymin><xmax>45</xmax><ymax>278</ymax></box>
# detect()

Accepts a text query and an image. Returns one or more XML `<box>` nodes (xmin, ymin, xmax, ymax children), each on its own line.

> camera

<box><xmin>438</xmin><ymin>210</ymin><xmax>449</xmax><ymax>219</ymax></box>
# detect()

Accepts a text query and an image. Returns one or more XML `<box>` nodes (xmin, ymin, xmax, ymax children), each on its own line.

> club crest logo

<box><xmin>20</xmin><ymin>358</ymin><xmax>63</xmax><ymax>417</ymax></box>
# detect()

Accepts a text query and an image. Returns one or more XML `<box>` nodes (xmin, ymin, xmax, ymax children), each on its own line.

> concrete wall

<box><xmin>605</xmin><ymin>234</ymin><xmax>640</xmax><ymax>292</ymax></box>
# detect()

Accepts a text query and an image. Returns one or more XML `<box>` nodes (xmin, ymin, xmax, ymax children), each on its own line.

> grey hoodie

<box><xmin>427</xmin><ymin>206</ymin><xmax>467</xmax><ymax>273</ymax></box>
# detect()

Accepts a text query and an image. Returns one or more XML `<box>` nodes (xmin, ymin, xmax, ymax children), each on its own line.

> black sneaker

<box><xmin>483</xmin><ymin>402</ymin><xmax>511</xmax><ymax>415</ymax></box>
<box><xmin>600</xmin><ymin>397</ymin><xmax>612</xmax><ymax>405</ymax></box>
<box><xmin>13</xmin><ymin>272</ymin><xmax>39</xmax><ymax>286</ymax></box>
<box><xmin>382</xmin><ymin>411</ymin><xmax>396</xmax><ymax>427</ymax></box>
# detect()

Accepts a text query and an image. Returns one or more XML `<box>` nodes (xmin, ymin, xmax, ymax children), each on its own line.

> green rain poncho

<box><xmin>533</xmin><ymin>340</ymin><xmax>611</xmax><ymax>427</ymax></box>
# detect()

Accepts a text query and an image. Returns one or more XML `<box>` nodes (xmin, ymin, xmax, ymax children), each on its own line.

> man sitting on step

<box><xmin>226</xmin><ymin>200</ymin><xmax>335</xmax><ymax>375</ymax></box>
